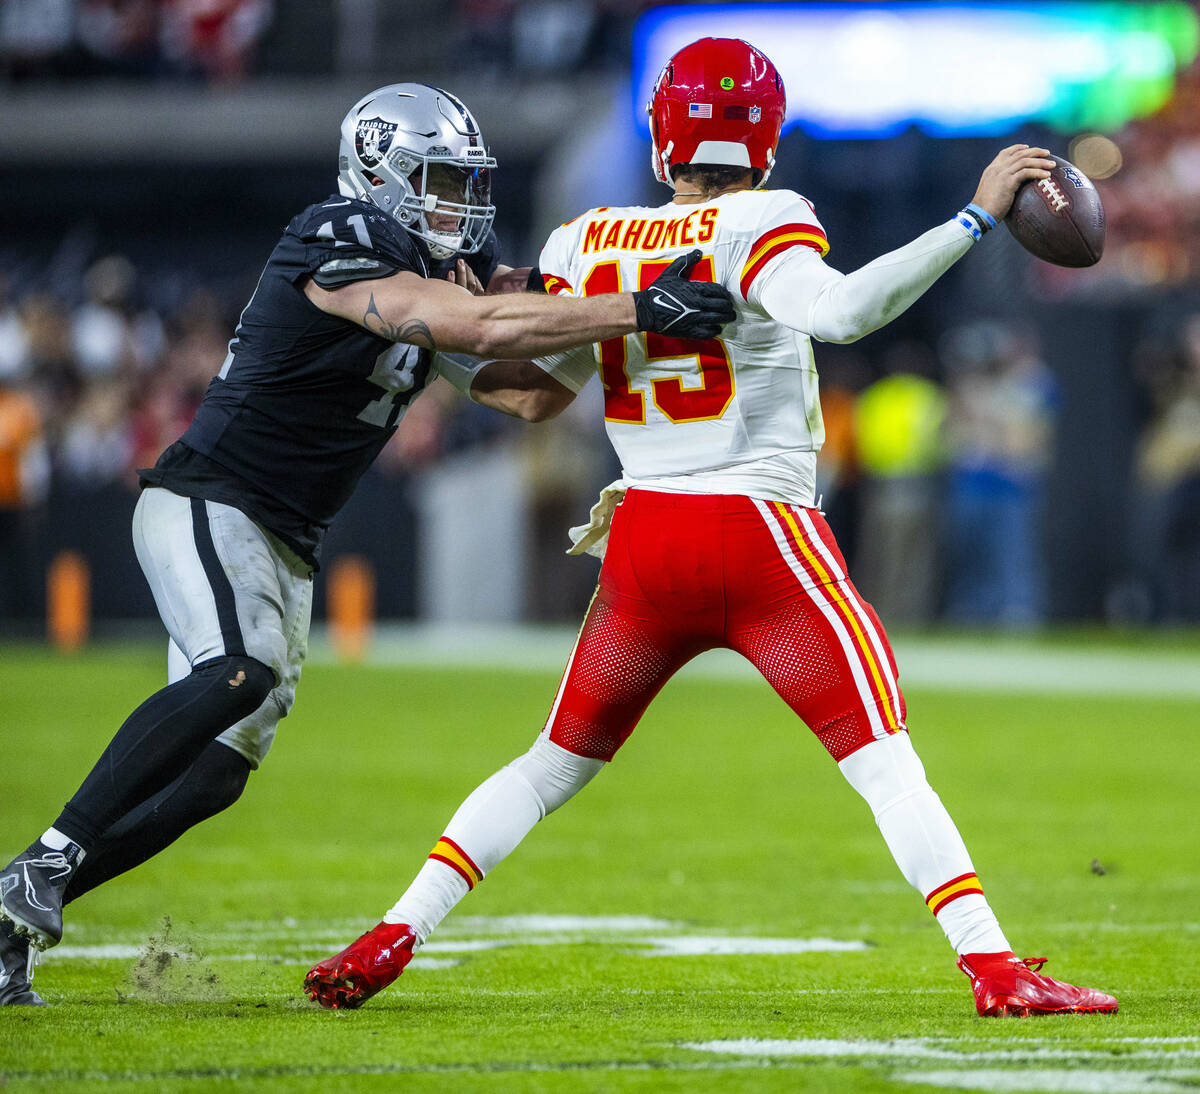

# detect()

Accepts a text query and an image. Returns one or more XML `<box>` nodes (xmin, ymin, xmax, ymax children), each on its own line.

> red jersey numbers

<box><xmin>581</xmin><ymin>255</ymin><xmax>734</xmax><ymax>425</ymax></box>
<box><xmin>640</xmin><ymin>256</ymin><xmax>734</xmax><ymax>424</ymax></box>
<box><xmin>580</xmin><ymin>260</ymin><xmax>644</xmax><ymax>423</ymax></box>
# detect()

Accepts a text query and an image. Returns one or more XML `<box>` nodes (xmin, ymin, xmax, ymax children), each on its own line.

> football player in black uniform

<box><xmin>0</xmin><ymin>83</ymin><xmax>735</xmax><ymax>1004</ymax></box>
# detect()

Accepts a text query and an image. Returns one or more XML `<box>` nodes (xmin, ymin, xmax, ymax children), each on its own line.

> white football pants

<box><xmin>133</xmin><ymin>485</ymin><xmax>313</xmax><ymax>767</ymax></box>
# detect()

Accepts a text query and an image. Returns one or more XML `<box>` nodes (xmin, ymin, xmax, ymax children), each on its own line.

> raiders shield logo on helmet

<box><xmin>355</xmin><ymin>118</ymin><xmax>398</xmax><ymax>168</ymax></box>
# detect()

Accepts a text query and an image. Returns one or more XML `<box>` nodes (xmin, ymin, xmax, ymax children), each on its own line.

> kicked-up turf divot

<box><xmin>118</xmin><ymin>916</ymin><xmax>225</xmax><ymax>1004</ymax></box>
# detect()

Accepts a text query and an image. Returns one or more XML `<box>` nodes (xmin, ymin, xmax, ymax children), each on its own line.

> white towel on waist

<box><xmin>566</xmin><ymin>481</ymin><xmax>626</xmax><ymax>559</ymax></box>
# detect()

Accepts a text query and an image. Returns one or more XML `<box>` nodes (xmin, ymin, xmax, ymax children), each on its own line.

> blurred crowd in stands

<box><xmin>818</xmin><ymin>327</ymin><xmax>1063</xmax><ymax>628</ymax></box>
<box><xmin>1052</xmin><ymin>62</ymin><xmax>1200</xmax><ymax>298</ymax></box>
<box><xmin>3</xmin><ymin>242</ymin><xmax>1199</xmax><ymax>626</ymax></box>
<box><xmin>0</xmin><ymin>0</ymin><xmax>651</xmax><ymax>84</ymax></box>
<box><xmin>0</xmin><ymin>0</ymin><xmax>275</xmax><ymax>82</ymax></box>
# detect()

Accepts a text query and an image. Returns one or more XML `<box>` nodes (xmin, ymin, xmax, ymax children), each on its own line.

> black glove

<box><xmin>632</xmin><ymin>250</ymin><xmax>737</xmax><ymax>340</ymax></box>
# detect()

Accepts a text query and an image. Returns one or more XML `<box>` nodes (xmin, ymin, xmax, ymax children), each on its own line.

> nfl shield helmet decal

<box><xmin>355</xmin><ymin>117</ymin><xmax>398</xmax><ymax>168</ymax></box>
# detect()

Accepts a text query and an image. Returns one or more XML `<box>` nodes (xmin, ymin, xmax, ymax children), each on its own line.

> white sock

<box><xmin>935</xmin><ymin>893</ymin><xmax>1010</xmax><ymax>955</ymax></box>
<box><xmin>385</xmin><ymin>738</ymin><xmax>603</xmax><ymax>942</ymax></box>
<box><xmin>384</xmin><ymin>858</ymin><xmax>471</xmax><ymax>942</ymax></box>
<box><xmin>838</xmin><ymin>734</ymin><xmax>1010</xmax><ymax>955</ymax></box>
<box><xmin>40</xmin><ymin>827</ymin><xmax>83</xmax><ymax>857</ymax></box>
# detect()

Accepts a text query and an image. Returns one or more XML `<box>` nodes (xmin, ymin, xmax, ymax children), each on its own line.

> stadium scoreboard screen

<box><xmin>632</xmin><ymin>2</ymin><xmax>1199</xmax><ymax>138</ymax></box>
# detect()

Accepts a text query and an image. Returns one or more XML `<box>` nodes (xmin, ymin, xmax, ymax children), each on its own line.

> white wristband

<box><xmin>434</xmin><ymin>353</ymin><xmax>488</xmax><ymax>400</ymax></box>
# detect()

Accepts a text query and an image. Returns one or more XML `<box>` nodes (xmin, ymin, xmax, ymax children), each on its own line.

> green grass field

<box><xmin>1</xmin><ymin>634</ymin><xmax>1198</xmax><ymax>1093</ymax></box>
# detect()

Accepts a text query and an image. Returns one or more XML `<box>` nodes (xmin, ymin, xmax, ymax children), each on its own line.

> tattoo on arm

<box><xmin>363</xmin><ymin>293</ymin><xmax>438</xmax><ymax>351</ymax></box>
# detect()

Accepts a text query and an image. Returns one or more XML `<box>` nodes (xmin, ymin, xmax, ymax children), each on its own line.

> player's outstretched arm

<box><xmin>430</xmin><ymin>261</ymin><xmax>586</xmax><ymax>421</ymax></box>
<box><xmin>758</xmin><ymin>145</ymin><xmax>1054</xmax><ymax>344</ymax></box>
<box><xmin>466</xmin><ymin>359</ymin><xmax>577</xmax><ymax>422</ymax></box>
<box><xmin>305</xmin><ymin>269</ymin><xmax>628</xmax><ymax>357</ymax></box>
<box><xmin>303</xmin><ymin>251</ymin><xmax>734</xmax><ymax>359</ymax></box>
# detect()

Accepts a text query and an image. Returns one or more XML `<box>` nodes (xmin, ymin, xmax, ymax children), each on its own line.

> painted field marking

<box><xmin>448</xmin><ymin>914</ymin><xmax>679</xmax><ymax>933</ymax></box>
<box><xmin>0</xmin><ymin>1060</ymin><xmax>779</xmax><ymax>1085</ymax></box>
<box><xmin>894</xmin><ymin>1069</ymin><xmax>1200</xmax><ymax>1093</ymax></box>
<box><xmin>49</xmin><ymin>947</ymin><xmax>453</xmax><ymax>972</ymax></box>
<box><xmin>46</xmin><ymin>916</ymin><xmax>873</xmax><ymax>967</ymax></box>
<box><xmin>1041</xmin><ymin>922</ymin><xmax>1200</xmax><ymax>933</ymax></box>
<box><xmin>407</xmin><ymin>957</ymin><xmax>461</xmax><ymax>970</ymax></box>
<box><xmin>7</xmin><ymin>1059</ymin><xmax>1195</xmax><ymax>1086</ymax></box>
<box><xmin>64</xmin><ymin>915</ymin><xmax>1200</xmax><ymax>941</ymax></box>
<box><xmin>421</xmin><ymin>937</ymin><xmax>570</xmax><ymax>952</ymax></box>
<box><xmin>52</xmin><ymin>943</ymin><xmax>145</xmax><ymax>960</ymax></box>
<box><xmin>683</xmin><ymin>1040</ymin><xmax>1200</xmax><ymax>1064</ymax></box>
<box><xmin>683</xmin><ymin>1040</ymin><xmax>1200</xmax><ymax>1094</ymax></box>
<box><xmin>943</xmin><ymin>1038</ymin><xmax>1200</xmax><ymax>1047</ymax></box>
<box><xmin>639</xmin><ymin>936</ymin><xmax>870</xmax><ymax>956</ymax></box>
<box><xmin>310</xmin><ymin>624</ymin><xmax>1200</xmax><ymax>699</ymax></box>
<box><xmin>150</xmin><ymin>914</ymin><xmax>682</xmax><ymax>940</ymax></box>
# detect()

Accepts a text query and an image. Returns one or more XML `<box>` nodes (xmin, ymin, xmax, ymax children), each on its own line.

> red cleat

<box><xmin>304</xmin><ymin>921</ymin><xmax>418</xmax><ymax>1010</ymax></box>
<box><xmin>958</xmin><ymin>952</ymin><xmax>1119</xmax><ymax>1017</ymax></box>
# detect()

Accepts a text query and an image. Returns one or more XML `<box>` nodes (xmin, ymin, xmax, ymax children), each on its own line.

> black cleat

<box><xmin>0</xmin><ymin>839</ymin><xmax>85</xmax><ymax>951</ymax></box>
<box><xmin>0</xmin><ymin>918</ymin><xmax>46</xmax><ymax>1006</ymax></box>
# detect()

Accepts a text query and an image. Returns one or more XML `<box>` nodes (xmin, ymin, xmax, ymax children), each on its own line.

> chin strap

<box><xmin>657</xmin><ymin>139</ymin><xmax>676</xmax><ymax>188</ymax></box>
<box><xmin>758</xmin><ymin>148</ymin><xmax>776</xmax><ymax>188</ymax></box>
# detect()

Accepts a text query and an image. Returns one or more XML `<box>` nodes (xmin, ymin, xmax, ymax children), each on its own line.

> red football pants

<box><xmin>545</xmin><ymin>489</ymin><xmax>907</xmax><ymax>762</ymax></box>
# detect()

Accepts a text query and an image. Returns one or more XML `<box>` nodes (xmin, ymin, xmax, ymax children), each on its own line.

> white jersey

<box><xmin>537</xmin><ymin>189</ymin><xmax>835</xmax><ymax>506</ymax></box>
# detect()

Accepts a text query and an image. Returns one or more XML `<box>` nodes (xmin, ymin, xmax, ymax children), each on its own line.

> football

<box><xmin>1005</xmin><ymin>154</ymin><xmax>1105</xmax><ymax>267</ymax></box>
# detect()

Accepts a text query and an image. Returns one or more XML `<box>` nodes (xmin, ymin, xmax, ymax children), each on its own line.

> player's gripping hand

<box><xmin>633</xmin><ymin>249</ymin><xmax>736</xmax><ymax>339</ymax></box>
<box><xmin>447</xmin><ymin>258</ymin><xmax>487</xmax><ymax>296</ymax></box>
<box><xmin>971</xmin><ymin>144</ymin><xmax>1056</xmax><ymax>221</ymax></box>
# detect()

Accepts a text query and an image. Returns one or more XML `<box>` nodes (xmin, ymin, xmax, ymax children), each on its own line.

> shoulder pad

<box><xmin>290</xmin><ymin>195</ymin><xmax>426</xmax><ymax>275</ymax></box>
<box><xmin>737</xmin><ymin>190</ymin><xmax>830</xmax><ymax>299</ymax></box>
<box><xmin>311</xmin><ymin>255</ymin><xmax>398</xmax><ymax>290</ymax></box>
<box><xmin>747</xmin><ymin>188</ymin><xmax>823</xmax><ymax>228</ymax></box>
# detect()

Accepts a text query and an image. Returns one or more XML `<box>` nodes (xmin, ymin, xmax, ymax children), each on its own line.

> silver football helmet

<box><xmin>337</xmin><ymin>83</ymin><xmax>496</xmax><ymax>259</ymax></box>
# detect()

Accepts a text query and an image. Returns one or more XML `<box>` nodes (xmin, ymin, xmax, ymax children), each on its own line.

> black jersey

<box><xmin>141</xmin><ymin>195</ymin><xmax>498</xmax><ymax>568</ymax></box>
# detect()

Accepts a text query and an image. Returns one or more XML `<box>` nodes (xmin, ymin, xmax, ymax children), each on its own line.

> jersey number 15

<box><xmin>581</xmin><ymin>256</ymin><xmax>734</xmax><ymax>425</ymax></box>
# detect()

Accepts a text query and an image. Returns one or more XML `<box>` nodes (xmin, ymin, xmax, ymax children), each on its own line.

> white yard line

<box><xmin>193</xmin><ymin>914</ymin><xmax>681</xmax><ymax>937</ymax></box>
<box><xmin>682</xmin><ymin>1040</ymin><xmax>1200</xmax><ymax>1064</ymax></box>
<box><xmin>11</xmin><ymin>1060</ymin><xmax>1195</xmax><ymax>1086</ymax></box>
<box><xmin>639</xmin><ymin>936</ymin><xmax>870</xmax><ymax>956</ymax></box>
<box><xmin>52</xmin><ymin>944</ymin><xmax>146</xmax><ymax>959</ymax></box>
<box><xmin>445</xmin><ymin>914</ymin><xmax>680</xmax><ymax>932</ymax></box>
<box><xmin>62</xmin><ymin>917</ymin><xmax>1200</xmax><ymax>946</ymax></box>
<box><xmin>307</xmin><ymin>624</ymin><xmax>1200</xmax><ymax>699</ymax></box>
<box><xmin>406</xmin><ymin>957</ymin><xmax>461</xmax><ymax>970</ymax></box>
<box><xmin>46</xmin><ymin>917</ymin><xmax>874</xmax><ymax>965</ymax></box>
<box><xmin>938</xmin><ymin>1038</ymin><xmax>1200</xmax><ymax>1047</ymax></box>
<box><xmin>893</xmin><ymin>1070</ymin><xmax>1200</xmax><ymax>1094</ymax></box>
<box><xmin>684</xmin><ymin>1040</ymin><xmax>1200</xmax><ymax>1093</ymax></box>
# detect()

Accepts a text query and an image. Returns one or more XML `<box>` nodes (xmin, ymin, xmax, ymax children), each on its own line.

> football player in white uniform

<box><xmin>306</xmin><ymin>40</ymin><xmax>1117</xmax><ymax>1018</ymax></box>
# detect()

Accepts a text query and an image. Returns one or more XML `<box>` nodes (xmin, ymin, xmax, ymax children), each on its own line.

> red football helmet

<box><xmin>648</xmin><ymin>37</ymin><xmax>786</xmax><ymax>189</ymax></box>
